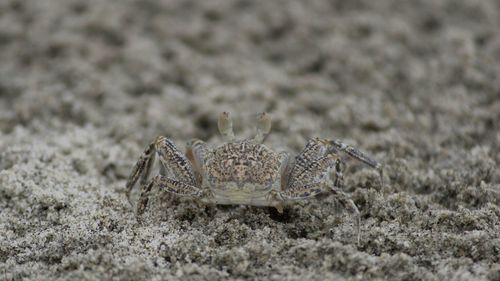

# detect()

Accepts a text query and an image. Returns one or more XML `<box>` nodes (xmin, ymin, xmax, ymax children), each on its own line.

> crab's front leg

<box><xmin>325</xmin><ymin>139</ymin><xmax>384</xmax><ymax>185</ymax></box>
<box><xmin>126</xmin><ymin>136</ymin><xmax>201</xmax><ymax>214</ymax></box>
<box><xmin>280</xmin><ymin>153</ymin><xmax>344</xmax><ymax>199</ymax></box>
<box><xmin>279</xmin><ymin>153</ymin><xmax>361</xmax><ymax>244</ymax></box>
<box><xmin>126</xmin><ymin>140</ymin><xmax>156</xmax><ymax>203</ymax></box>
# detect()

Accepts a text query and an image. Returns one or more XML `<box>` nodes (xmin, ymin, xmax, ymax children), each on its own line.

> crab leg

<box><xmin>137</xmin><ymin>175</ymin><xmax>204</xmax><ymax>215</ymax></box>
<box><xmin>285</xmin><ymin>153</ymin><xmax>340</xmax><ymax>192</ymax></box>
<box><xmin>328</xmin><ymin>187</ymin><xmax>361</xmax><ymax>245</ymax></box>
<box><xmin>125</xmin><ymin>141</ymin><xmax>156</xmax><ymax>203</ymax></box>
<box><xmin>325</xmin><ymin>139</ymin><xmax>383</xmax><ymax>185</ymax></box>
<box><xmin>281</xmin><ymin>157</ymin><xmax>361</xmax><ymax>243</ymax></box>
<box><xmin>154</xmin><ymin>136</ymin><xmax>197</xmax><ymax>184</ymax></box>
<box><xmin>287</xmin><ymin>138</ymin><xmax>329</xmax><ymax>184</ymax></box>
<box><xmin>185</xmin><ymin>139</ymin><xmax>208</xmax><ymax>184</ymax></box>
<box><xmin>278</xmin><ymin>183</ymin><xmax>360</xmax><ymax>244</ymax></box>
<box><xmin>329</xmin><ymin>158</ymin><xmax>361</xmax><ymax>244</ymax></box>
<box><xmin>126</xmin><ymin>136</ymin><xmax>197</xmax><ymax>204</ymax></box>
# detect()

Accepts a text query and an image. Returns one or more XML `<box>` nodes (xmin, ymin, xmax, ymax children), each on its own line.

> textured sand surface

<box><xmin>0</xmin><ymin>0</ymin><xmax>499</xmax><ymax>280</ymax></box>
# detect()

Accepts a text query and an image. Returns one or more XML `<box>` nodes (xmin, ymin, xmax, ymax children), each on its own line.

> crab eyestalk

<box><xmin>218</xmin><ymin>111</ymin><xmax>235</xmax><ymax>141</ymax></box>
<box><xmin>254</xmin><ymin>112</ymin><xmax>272</xmax><ymax>143</ymax></box>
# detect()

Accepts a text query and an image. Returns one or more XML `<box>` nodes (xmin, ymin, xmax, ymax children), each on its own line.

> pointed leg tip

<box><xmin>135</xmin><ymin>214</ymin><xmax>145</xmax><ymax>224</ymax></box>
<box><xmin>126</xmin><ymin>192</ymin><xmax>133</xmax><ymax>206</ymax></box>
<box><xmin>275</xmin><ymin>205</ymin><xmax>284</xmax><ymax>214</ymax></box>
<box><xmin>377</xmin><ymin>164</ymin><xmax>384</xmax><ymax>187</ymax></box>
<box><xmin>136</xmin><ymin>210</ymin><xmax>145</xmax><ymax>219</ymax></box>
<box><xmin>350</xmin><ymin>211</ymin><xmax>361</xmax><ymax>246</ymax></box>
<box><xmin>356</xmin><ymin>217</ymin><xmax>361</xmax><ymax>246</ymax></box>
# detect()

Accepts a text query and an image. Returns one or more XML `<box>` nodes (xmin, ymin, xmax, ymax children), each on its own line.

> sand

<box><xmin>0</xmin><ymin>0</ymin><xmax>499</xmax><ymax>280</ymax></box>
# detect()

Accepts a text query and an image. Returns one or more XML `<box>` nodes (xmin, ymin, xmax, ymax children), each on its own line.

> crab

<box><xmin>126</xmin><ymin>112</ymin><xmax>383</xmax><ymax>242</ymax></box>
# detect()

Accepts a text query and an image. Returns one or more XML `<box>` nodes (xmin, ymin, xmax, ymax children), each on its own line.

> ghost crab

<box><xmin>126</xmin><ymin>112</ymin><xmax>383</xmax><ymax>242</ymax></box>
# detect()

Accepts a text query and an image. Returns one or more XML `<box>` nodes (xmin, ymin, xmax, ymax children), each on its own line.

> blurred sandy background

<box><xmin>0</xmin><ymin>0</ymin><xmax>499</xmax><ymax>280</ymax></box>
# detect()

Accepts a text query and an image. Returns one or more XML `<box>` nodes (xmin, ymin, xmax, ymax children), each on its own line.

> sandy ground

<box><xmin>0</xmin><ymin>0</ymin><xmax>499</xmax><ymax>280</ymax></box>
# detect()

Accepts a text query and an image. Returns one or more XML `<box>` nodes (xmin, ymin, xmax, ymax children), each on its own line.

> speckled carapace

<box><xmin>126</xmin><ymin>112</ymin><xmax>383</xmax><ymax>243</ymax></box>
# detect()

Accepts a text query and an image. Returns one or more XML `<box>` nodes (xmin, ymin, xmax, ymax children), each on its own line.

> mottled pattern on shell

<box><xmin>206</xmin><ymin>140</ymin><xmax>281</xmax><ymax>188</ymax></box>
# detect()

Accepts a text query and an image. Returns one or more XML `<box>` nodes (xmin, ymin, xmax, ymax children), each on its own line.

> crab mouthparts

<box><xmin>210</xmin><ymin>183</ymin><xmax>274</xmax><ymax>206</ymax></box>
